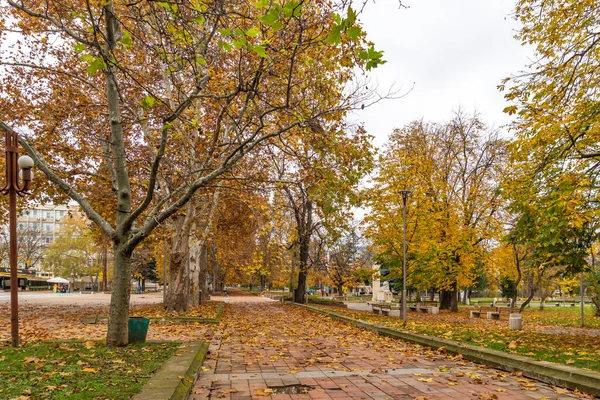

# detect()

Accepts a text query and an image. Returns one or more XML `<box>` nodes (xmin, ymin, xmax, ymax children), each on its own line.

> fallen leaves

<box><xmin>310</xmin><ymin>304</ymin><xmax>600</xmax><ymax>371</ymax></box>
<box><xmin>480</xmin><ymin>393</ymin><xmax>498</xmax><ymax>400</ymax></box>
<box><xmin>255</xmin><ymin>388</ymin><xmax>275</xmax><ymax>396</ymax></box>
<box><xmin>553</xmin><ymin>386</ymin><xmax>570</xmax><ymax>394</ymax></box>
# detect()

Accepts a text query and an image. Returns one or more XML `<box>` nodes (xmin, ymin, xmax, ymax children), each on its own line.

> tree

<box><xmin>0</xmin><ymin>0</ymin><xmax>384</xmax><ymax>345</ymax></box>
<box><xmin>131</xmin><ymin>245</ymin><xmax>158</xmax><ymax>291</ymax></box>
<box><xmin>499</xmin><ymin>277</ymin><xmax>517</xmax><ymax>299</ymax></box>
<box><xmin>0</xmin><ymin>224</ymin><xmax>45</xmax><ymax>270</ymax></box>
<box><xmin>42</xmin><ymin>213</ymin><xmax>101</xmax><ymax>282</ymax></box>
<box><xmin>366</xmin><ymin>111</ymin><xmax>506</xmax><ymax>311</ymax></box>
<box><xmin>503</xmin><ymin>0</ymin><xmax>600</xmax><ymax>313</ymax></box>
<box><xmin>504</xmin><ymin>1</ymin><xmax>600</xmax><ymax>170</ymax></box>
<box><xmin>327</xmin><ymin>227</ymin><xmax>368</xmax><ymax>295</ymax></box>
<box><xmin>268</xmin><ymin>122</ymin><xmax>374</xmax><ymax>303</ymax></box>
<box><xmin>588</xmin><ymin>268</ymin><xmax>600</xmax><ymax>316</ymax></box>
<box><xmin>502</xmin><ymin>162</ymin><xmax>598</xmax><ymax>311</ymax></box>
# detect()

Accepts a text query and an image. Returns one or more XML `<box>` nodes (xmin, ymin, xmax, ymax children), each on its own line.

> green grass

<box><xmin>0</xmin><ymin>340</ymin><xmax>179</xmax><ymax>399</ymax></box>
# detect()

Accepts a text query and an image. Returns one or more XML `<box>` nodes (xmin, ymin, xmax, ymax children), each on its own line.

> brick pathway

<box><xmin>190</xmin><ymin>299</ymin><xmax>580</xmax><ymax>400</ymax></box>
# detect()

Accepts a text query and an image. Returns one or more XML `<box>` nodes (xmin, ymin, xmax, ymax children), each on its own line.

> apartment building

<box><xmin>18</xmin><ymin>204</ymin><xmax>79</xmax><ymax>246</ymax></box>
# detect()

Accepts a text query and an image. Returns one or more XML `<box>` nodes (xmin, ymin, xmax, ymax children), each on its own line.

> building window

<box><xmin>46</xmin><ymin>211</ymin><xmax>51</xmax><ymax>219</ymax></box>
<box><xmin>45</xmin><ymin>238</ymin><xmax>50</xmax><ymax>244</ymax></box>
<box><xmin>32</xmin><ymin>209</ymin><xmax>37</xmax><ymax>217</ymax></box>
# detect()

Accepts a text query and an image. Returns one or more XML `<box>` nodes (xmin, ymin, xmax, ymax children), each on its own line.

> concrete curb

<box><xmin>133</xmin><ymin>341</ymin><xmax>209</xmax><ymax>400</ymax></box>
<box><xmin>297</xmin><ymin>304</ymin><xmax>600</xmax><ymax>397</ymax></box>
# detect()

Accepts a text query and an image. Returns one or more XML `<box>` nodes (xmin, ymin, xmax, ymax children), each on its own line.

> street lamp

<box><xmin>399</xmin><ymin>190</ymin><xmax>411</xmax><ymax>326</ymax></box>
<box><xmin>0</xmin><ymin>127</ymin><xmax>34</xmax><ymax>347</ymax></box>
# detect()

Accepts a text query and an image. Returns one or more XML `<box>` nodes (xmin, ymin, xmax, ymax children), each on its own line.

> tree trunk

<box><xmin>188</xmin><ymin>187</ymin><xmax>220</xmax><ymax>305</ymax></box>
<box><xmin>294</xmin><ymin>200</ymin><xmax>312</xmax><ymax>304</ymax></box>
<box><xmin>540</xmin><ymin>290</ymin><xmax>547</xmax><ymax>310</ymax></box>
<box><xmin>166</xmin><ymin>209</ymin><xmax>194</xmax><ymax>312</ymax></box>
<box><xmin>519</xmin><ymin>275</ymin><xmax>535</xmax><ymax>313</ymax></box>
<box><xmin>295</xmin><ymin>269</ymin><xmax>307</xmax><ymax>303</ymax></box>
<box><xmin>450</xmin><ymin>290</ymin><xmax>458</xmax><ymax>312</ymax></box>
<box><xmin>440</xmin><ymin>290</ymin><xmax>452</xmax><ymax>309</ymax></box>
<box><xmin>512</xmin><ymin>245</ymin><xmax>523</xmax><ymax>306</ymax></box>
<box><xmin>198</xmin><ymin>245</ymin><xmax>209</xmax><ymax>303</ymax></box>
<box><xmin>210</xmin><ymin>242</ymin><xmax>224</xmax><ymax>294</ymax></box>
<box><xmin>188</xmin><ymin>245</ymin><xmax>200</xmax><ymax>307</ymax></box>
<box><xmin>337</xmin><ymin>284</ymin><xmax>344</xmax><ymax>297</ymax></box>
<box><xmin>102</xmin><ymin>246</ymin><xmax>108</xmax><ymax>291</ymax></box>
<box><xmin>106</xmin><ymin>244</ymin><xmax>133</xmax><ymax>347</ymax></box>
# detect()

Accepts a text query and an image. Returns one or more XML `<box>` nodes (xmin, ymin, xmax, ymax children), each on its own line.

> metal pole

<box><xmin>581</xmin><ymin>271</ymin><xmax>584</xmax><ymax>328</ymax></box>
<box><xmin>163</xmin><ymin>238</ymin><xmax>167</xmax><ymax>302</ymax></box>
<box><xmin>1</xmin><ymin>126</ymin><xmax>34</xmax><ymax>347</ymax></box>
<box><xmin>402</xmin><ymin>196</ymin><xmax>407</xmax><ymax>325</ymax></box>
<box><xmin>9</xmin><ymin>182</ymin><xmax>18</xmax><ymax>347</ymax></box>
<box><xmin>400</xmin><ymin>190</ymin><xmax>410</xmax><ymax>326</ymax></box>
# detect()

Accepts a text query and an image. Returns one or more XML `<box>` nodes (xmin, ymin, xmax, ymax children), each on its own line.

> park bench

<box><xmin>370</xmin><ymin>302</ymin><xmax>393</xmax><ymax>315</ymax></box>
<box><xmin>491</xmin><ymin>307</ymin><xmax>521</xmax><ymax>320</ymax></box>
<box><xmin>470</xmin><ymin>306</ymin><xmax>498</xmax><ymax>318</ymax></box>
<box><xmin>409</xmin><ymin>302</ymin><xmax>439</xmax><ymax>314</ymax></box>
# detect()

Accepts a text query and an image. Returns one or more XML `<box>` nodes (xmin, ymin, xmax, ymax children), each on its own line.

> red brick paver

<box><xmin>190</xmin><ymin>299</ymin><xmax>581</xmax><ymax>400</ymax></box>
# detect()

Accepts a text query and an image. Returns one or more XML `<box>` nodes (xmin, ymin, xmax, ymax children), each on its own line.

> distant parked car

<box><xmin>553</xmin><ymin>290</ymin><xmax>562</xmax><ymax>296</ymax></box>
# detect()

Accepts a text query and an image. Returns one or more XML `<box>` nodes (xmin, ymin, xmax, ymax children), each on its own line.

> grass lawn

<box><xmin>312</xmin><ymin>304</ymin><xmax>600</xmax><ymax>372</ymax></box>
<box><xmin>0</xmin><ymin>340</ymin><xmax>178</xmax><ymax>399</ymax></box>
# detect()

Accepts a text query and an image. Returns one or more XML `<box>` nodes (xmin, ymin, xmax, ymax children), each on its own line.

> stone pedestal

<box><xmin>372</xmin><ymin>264</ymin><xmax>380</xmax><ymax>302</ymax></box>
<box><xmin>509</xmin><ymin>313</ymin><xmax>522</xmax><ymax>330</ymax></box>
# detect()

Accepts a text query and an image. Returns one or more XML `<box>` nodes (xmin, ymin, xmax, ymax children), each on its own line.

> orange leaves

<box><xmin>255</xmin><ymin>388</ymin><xmax>275</xmax><ymax>396</ymax></box>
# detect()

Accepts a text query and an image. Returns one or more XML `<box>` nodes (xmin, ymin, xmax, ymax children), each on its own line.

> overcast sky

<box><xmin>352</xmin><ymin>0</ymin><xmax>533</xmax><ymax>148</ymax></box>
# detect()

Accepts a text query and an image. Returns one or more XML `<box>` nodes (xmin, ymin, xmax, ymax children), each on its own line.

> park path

<box><xmin>190</xmin><ymin>291</ymin><xmax>579</xmax><ymax>400</ymax></box>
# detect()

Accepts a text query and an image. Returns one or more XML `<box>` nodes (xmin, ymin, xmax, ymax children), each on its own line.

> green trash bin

<box><xmin>128</xmin><ymin>317</ymin><xmax>149</xmax><ymax>343</ymax></box>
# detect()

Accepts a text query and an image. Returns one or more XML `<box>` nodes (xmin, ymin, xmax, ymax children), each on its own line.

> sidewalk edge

<box><xmin>133</xmin><ymin>341</ymin><xmax>209</xmax><ymax>400</ymax></box>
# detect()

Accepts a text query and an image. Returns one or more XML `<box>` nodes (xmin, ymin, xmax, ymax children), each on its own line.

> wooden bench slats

<box><xmin>471</xmin><ymin>306</ymin><xmax>522</xmax><ymax>319</ymax></box>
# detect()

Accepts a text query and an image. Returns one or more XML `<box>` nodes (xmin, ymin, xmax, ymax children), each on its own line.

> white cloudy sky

<box><xmin>352</xmin><ymin>0</ymin><xmax>533</xmax><ymax>148</ymax></box>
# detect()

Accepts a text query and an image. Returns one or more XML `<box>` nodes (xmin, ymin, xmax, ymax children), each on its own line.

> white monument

<box><xmin>372</xmin><ymin>264</ymin><xmax>393</xmax><ymax>302</ymax></box>
<box><xmin>380</xmin><ymin>281</ymin><xmax>394</xmax><ymax>302</ymax></box>
<box><xmin>372</xmin><ymin>264</ymin><xmax>380</xmax><ymax>302</ymax></box>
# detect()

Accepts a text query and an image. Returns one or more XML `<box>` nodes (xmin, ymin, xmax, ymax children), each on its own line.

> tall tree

<box><xmin>0</xmin><ymin>0</ymin><xmax>383</xmax><ymax>345</ymax></box>
<box><xmin>327</xmin><ymin>227</ymin><xmax>368</xmax><ymax>295</ymax></box>
<box><xmin>366</xmin><ymin>111</ymin><xmax>506</xmax><ymax>311</ymax></box>
<box><xmin>42</xmin><ymin>213</ymin><xmax>101</xmax><ymax>281</ymax></box>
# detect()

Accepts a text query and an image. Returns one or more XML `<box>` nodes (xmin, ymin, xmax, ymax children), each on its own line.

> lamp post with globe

<box><xmin>0</xmin><ymin>126</ymin><xmax>34</xmax><ymax>347</ymax></box>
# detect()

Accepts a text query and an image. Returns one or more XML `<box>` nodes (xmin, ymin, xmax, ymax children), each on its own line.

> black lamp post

<box><xmin>0</xmin><ymin>126</ymin><xmax>34</xmax><ymax>347</ymax></box>
<box><xmin>399</xmin><ymin>190</ymin><xmax>411</xmax><ymax>326</ymax></box>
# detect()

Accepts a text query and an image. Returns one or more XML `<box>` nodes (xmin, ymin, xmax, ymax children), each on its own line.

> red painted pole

<box><xmin>9</xmin><ymin>180</ymin><xmax>18</xmax><ymax>347</ymax></box>
<box><xmin>1</xmin><ymin>126</ymin><xmax>34</xmax><ymax>347</ymax></box>
<box><xmin>5</xmin><ymin>129</ymin><xmax>20</xmax><ymax>347</ymax></box>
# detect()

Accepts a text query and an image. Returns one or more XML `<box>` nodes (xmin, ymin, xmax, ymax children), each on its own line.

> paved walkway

<box><xmin>190</xmin><ymin>294</ymin><xmax>579</xmax><ymax>400</ymax></box>
<box><xmin>0</xmin><ymin>290</ymin><xmax>164</xmax><ymax>305</ymax></box>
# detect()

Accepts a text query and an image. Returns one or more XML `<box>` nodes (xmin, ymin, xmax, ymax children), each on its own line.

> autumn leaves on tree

<box><xmin>366</xmin><ymin>112</ymin><xmax>506</xmax><ymax>311</ymax></box>
<box><xmin>0</xmin><ymin>0</ymin><xmax>385</xmax><ymax>345</ymax></box>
